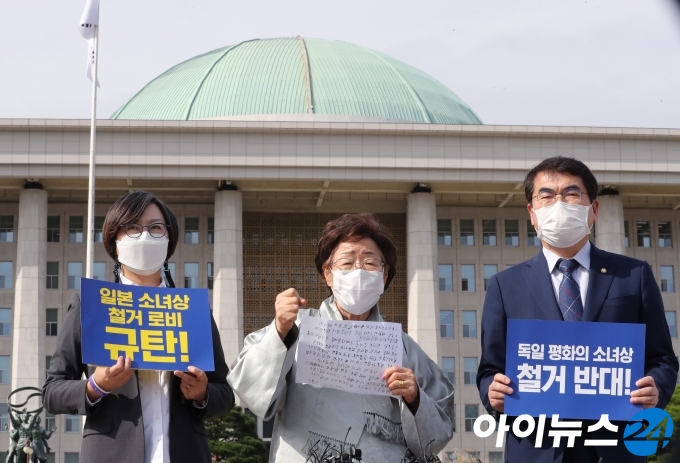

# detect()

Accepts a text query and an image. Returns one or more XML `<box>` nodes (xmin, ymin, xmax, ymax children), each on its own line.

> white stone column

<box><xmin>596</xmin><ymin>191</ymin><xmax>625</xmax><ymax>255</ymax></box>
<box><xmin>406</xmin><ymin>192</ymin><xmax>440</xmax><ymax>362</ymax></box>
<box><xmin>212</xmin><ymin>190</ymin><xmax>244</xmax><ymax>366</ymax></box>
<box><xmin>11</xmin><ymin>187</ymin><xmax>47</xmax><ymax>390</ymax></box>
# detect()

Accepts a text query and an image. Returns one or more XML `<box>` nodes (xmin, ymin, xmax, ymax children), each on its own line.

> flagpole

<box><xmin>85</xmin><ymin>24</ymin><xmax>99</xmax><ymax>279</ymax></box>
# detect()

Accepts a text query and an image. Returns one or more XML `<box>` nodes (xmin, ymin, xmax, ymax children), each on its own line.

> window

<box><xmin>207</xmin><ymin>262</ymin><xmax>214</xmax><ymax>290</ymax></box>
<box><xmin>262</xmin><ymin>415</ymin><xmax>275</xmax><ymax>442</ymax></box>
<box><xmin>464</xmin><ymin>404</ymin><xmax>478</xmax><ymax>432</ymax></box>
<box><xmin>442</xmin><ymin>357</ymin><xmax>455</xmax><ymax>384</ymax></box>
<box><xmin>440</xmin><ymin>311</ymin><xmax>454</xmax><ymax>338</ymax></box>
<box><xmin>489</xmin><ymin>452</ymin><xmax>504</xmax><ymax>463</ymax></box>
<box><xmin>184</xmin><ymin>263</ymin><xmax>199</xmax><ymax>288</ymax></box>
<box><xmin>463</xmin><ymin>357</ymin><xmax>477</xmax><ymax>385</ymax></box>
<box><xmin>92</xmin><ymin>262</ymin><xmax>106</xmax><ymax>281</ymax></box>
<box><xmin>438</xmin><ymin>265</ymin><xmax>453</xmax><ymax>292</ymax></box>
<box><xmin>67</xmin><ymin>262</ymin><xmax>83</xmax><ymax>290</ymax></box>
<box><xmin>658</xmin><ymin>222</ymin><xmax>673</xmax><ymax>248</ymax></box>
<box><xmin>46</xmin><ymin>262</ymin><xmax>59</xmax><ymax>289</ymax></box>
<box><xmin>637</xmin><ymin>221</ymin><xmax>651</xmax><ymax>248</ymax></box>
<box><xmin>468</xmin><ymin>452</ymin><xmax>480</xmax><ymax>459</ymax></box>
<box><xmin>661</xmin><ymin>266</ymin><xmax>675</xmax><ymax>293</ymax></box>
<box><xmin>666</xmin><ymin>311</ymin><xmax>677</xmax><ymax>338</ymax></box>
<box><xmin>167</xmin><ymin>262</ymin><xmax>176</xmax><ymax>281</ymax></box>
<box><xmin>47</xmin><ymin>216</ymin><xmax>60</xmax><ymax>242</ymax></box>
<box><xmin>0</xmin><ymin>404</ymin><xmax>7</xmax><ymax>433</ymax></box>
<box><xmin>207</xmin><ymin>217</ymin><xmax>215</xmax><ymax>244</ymax></box>
<box><xmin>461</xmin><ymin>264</ymin><xmax>475</xmax><ymax>292</ymax></box>
<box><xmin>46</xmin><ymin>355</ymin><xmax>52</xmax><ymax>377</ymax></box>
<box><xmin>64</xmin><ymin>453</ymin><xmax>80</xmax><ymax>463</ymax></box>
<box><xmin>462</xmin><ymin>311</ymin><xmax>477</xmax><ymax>338</ymax></box>
<box><xmin>45</xmin><ymin>412</ymin><xmax>56</xmax><ymax>431</ymax></box>
<box><xmin>46</xmin><ymin>309</ymin><xmax>58</xmax><ymax>336</ymax></box>
<box><xmin>93</xmin><ymin>216</ymin><xmax>104</xmax><ymax>243</ymax></box>
<box><xmin>184</xmin><ymin>217</ymin><xmax>199</xmax><ymax>244</ymax></box>
<box><xmin>65</xmin><ymin>415</ymin><xmax>80</xmax><ymax>433</ymax></box>
<box><xmin>483</xmin><ymin>264</ymin><xmax>498</xmax><ymax>291</ymax></box>
<box><xmin>0</xmin><ymin>356</ymin><xmax>9</xmax><ymax>384</ymax></box>
<box><xmin>482</xmin><ymin>220</ymin><xmax>497</xmax><ymax>246</ymax></box>
<box><xmin>0</xmin><ymin>262</ymin><xmax>14</xmax><ymax>289</ymax></box>
<box><xmin>69</xmin><ymin>216</ymin><xmax>84</xmax><ymax>243</ymax></box>
<box><xmin>624</xmin><ymin>221</ymin><xmax>629</xmax><ymax>248</ymax></box>
<box><xmin>0</xmin><ymin>309</ymin><xmax>10</xmax><ymax>336</ymax></box>
<box><xmin>460</xmin><ymin>219</ymin><xmax>474</xmax><ymax>246</ymax></box>
<box><xmin>505</xmin><ymin>219</ymin><xmax>519</xmax><ymax>246</ymax></box>
<box><xmin>527</xmin><ymin>220</ymin><xmax>540</xmax><ymax>246</ymax></box>
<box><xmin>437</xmin><ymin>219</ymin><xmax>452</xmax><ymax>246</ymax></box>
<box><xmin>0</xmin><ymin>262</ymin><xmax>12</xmax><ymax>289</ymax></box>
<box><xmin>0</xmin><ymin>216</ymin><xmax>13</xmax><ymax>242</ymax></box>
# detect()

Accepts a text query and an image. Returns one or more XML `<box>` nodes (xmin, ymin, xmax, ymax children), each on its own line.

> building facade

<box><xmin>1</xmin><ymin>37</ymin><xmax>679</xmax><ymax>463</ymax></box>
<box><xmin>1</xmin><ymin>119</ymin><xmax>679</xmax><ymax>463</ymax></box>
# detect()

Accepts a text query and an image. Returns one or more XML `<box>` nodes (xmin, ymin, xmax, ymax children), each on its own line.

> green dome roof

<box><xmin>111</xmin><ymin>37</ymin><xmax>482</xmax><ymax>124</ymax></box>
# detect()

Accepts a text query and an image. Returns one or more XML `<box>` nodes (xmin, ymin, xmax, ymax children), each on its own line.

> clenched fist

<box><xmin>275</xmin><ymin>288</ymin><xmax>307</xmax><ymax>340</ymax></box>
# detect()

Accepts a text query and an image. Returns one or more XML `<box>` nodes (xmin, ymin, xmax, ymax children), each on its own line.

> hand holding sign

<box><xmin>630</xmin><ymin>376</ymin><xmax>659</xmax><ymax>409</ymax></box>
<box><xmin>488</xmin><ymin>373</ymin><xmax>513</xmax><ymax>413</ymax></box>
<box><xmin>85</xmin><ymin>355</ymin><xmax>133</xmax><ymax>402</ymax></box>
<box><xmin>174</xmin><ymin>366</ymin><xmax>208</xmax><ymax>402</ymax></box>
<box><xmin>275</xmin><ymin>288</ymin><xmax>307</xmax><ymax>340</ymax></box>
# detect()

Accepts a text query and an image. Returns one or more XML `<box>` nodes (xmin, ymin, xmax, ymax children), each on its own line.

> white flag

<box><xmin>79</xmin><ymin>0</ymin><xmax>100</xmax><ymax>84</ymax></box>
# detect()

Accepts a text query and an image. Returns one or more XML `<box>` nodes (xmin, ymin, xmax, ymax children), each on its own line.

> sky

<box><xmin>1</xmin><ymin>0</ymin><xmax>679</xmax><ymax>128</ymax></box>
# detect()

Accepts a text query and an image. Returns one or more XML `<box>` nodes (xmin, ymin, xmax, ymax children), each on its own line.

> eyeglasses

<box><xmin>122</xmin><ymin>223</ymin><xmax>168</xmax><ymax>238</ymax></box>
<box><xmin>331</xmin><ymin>258</ymin><xmax>385</xmax><ymax>272</ymax></box>
<box><xmin>532</xmin><ymin>187</ymin><xmax>588</xmax><ymax>207</ymax></box>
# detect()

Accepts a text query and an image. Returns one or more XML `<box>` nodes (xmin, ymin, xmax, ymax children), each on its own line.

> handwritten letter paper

<box><xmin>296</xmin><ymin>316</ymin><xmax>403</xmax><ymax>396</ymax></box>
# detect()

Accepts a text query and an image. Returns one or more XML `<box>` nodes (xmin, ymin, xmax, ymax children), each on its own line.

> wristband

<box><xmin>88</xmin><ymin>375</ymin><xmax>111</xmax><ymax>398</ymax></box>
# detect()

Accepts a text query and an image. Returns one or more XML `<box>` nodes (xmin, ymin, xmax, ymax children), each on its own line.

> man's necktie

<box><xmin>557</xmin><ymin>258</ymin><xmax>583</xmax><ymax>321</ymax></box>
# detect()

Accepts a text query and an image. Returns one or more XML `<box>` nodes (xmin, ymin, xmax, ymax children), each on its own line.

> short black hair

<box><xmin>524</xmin><ymin>156</ymin><xmax>598</xmax><ymax>203</ymax></box>
<box><xmin>102</xmin><ymin>191</ymin><xmax>179</xmax><ymax>262</ymax></box>
<box><xmin>315</xmin><ymin>213</ymin><xmax>397</xmax><ymax>290</ymax></box>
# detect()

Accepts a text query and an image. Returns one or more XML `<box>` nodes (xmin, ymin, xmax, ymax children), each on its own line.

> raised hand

<box><xmin>275</xmin><ymin>288</ymin><xmax>307</xmax><ymax>340</ymax></box>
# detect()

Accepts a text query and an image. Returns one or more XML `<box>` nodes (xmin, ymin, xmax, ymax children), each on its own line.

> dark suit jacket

<box><xmin>477</xmin><ymin>244</ymin><xmax>678</xmax><ymax>463</ymax></box>
<box><xmin>43</xmin><ymin>293</ymin><xmax>235</xmax><ymax>463</ymax></box>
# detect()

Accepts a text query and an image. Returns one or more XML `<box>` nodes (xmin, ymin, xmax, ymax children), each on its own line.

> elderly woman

<box><xmin>44</xmin><ymin>191</ymin><xmax>234</xmax><ymax>463</ymax></box>
<box><xmin>228</xmin><ymin>213</ymin><xmax>454</xmax><ymax>462</ymax></box>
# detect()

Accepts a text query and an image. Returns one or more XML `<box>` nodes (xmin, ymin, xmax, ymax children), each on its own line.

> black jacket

<box><xmin>44</xmin><ymin>293</ymin><xmax>234</xmax><ymax>463</ymax></box>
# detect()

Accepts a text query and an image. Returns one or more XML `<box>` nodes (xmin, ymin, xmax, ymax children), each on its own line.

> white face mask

<box><xmin>116</xmin><ymin>231</ymin><xmax>169</xmax><ymax>276</ymax></box>
<box><xmin>533</xmin><ymin>201</ymin><xmax>592</xmax><ymax>248</ymax></box>
<box><xmin>331</xmin><ymin>269</ymin><xmax>385</xmax><ymax>316</ymax></box>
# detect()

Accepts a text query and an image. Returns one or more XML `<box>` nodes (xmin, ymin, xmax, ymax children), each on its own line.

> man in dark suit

<box><xmin>477</xmin><ymin>156</ymin><xmax>678</xmax><ymax>463</ymax></box>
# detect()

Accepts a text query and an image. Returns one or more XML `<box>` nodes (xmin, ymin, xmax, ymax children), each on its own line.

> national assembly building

<box><xmin>0</xmin><ymin>37</ymin><xmax>679</xmax><ymax>463</ymax></box>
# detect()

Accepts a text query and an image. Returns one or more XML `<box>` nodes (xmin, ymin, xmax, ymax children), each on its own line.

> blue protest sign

<box><xmin>81</xmin><ymin>278</ymin><xmax>214</xmax><ymax>371</ymax></box>
<box><xmin>505</xmin><ymin>319</ymin><xmax>645</xmax><ymax>421</ymax></box>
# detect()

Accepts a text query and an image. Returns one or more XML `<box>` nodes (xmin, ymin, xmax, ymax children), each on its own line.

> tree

<box><xmin>206</xmin><ymin>406</ymin><xmax>268</xmax><ymax>463</ymax></box>
<box><xmin>648</xmin><ymin>384</ymin><xmax>680</xmax><ymax>462</ymax></box>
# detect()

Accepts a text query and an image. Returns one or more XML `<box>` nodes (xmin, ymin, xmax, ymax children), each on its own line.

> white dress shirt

<box><xmin>120</xmin><ymin>274</ymin><xmax>172</xmax><ymax>463</ymax></box>
<box><xmin>542</xmin><ymin>241</ymin><xmax>591</xmax><ymax>309</ymax></box>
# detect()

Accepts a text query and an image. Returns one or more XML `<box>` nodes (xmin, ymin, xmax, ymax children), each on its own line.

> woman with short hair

<box><xmin>228</xmin><ymin>213</ymin><xmax>454</xmax><ymax>462</ymax></box>
<box><xmin>44</xmin><ymin>191</ymin><xmax>234</xmax><ymax>463</ymax></box>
